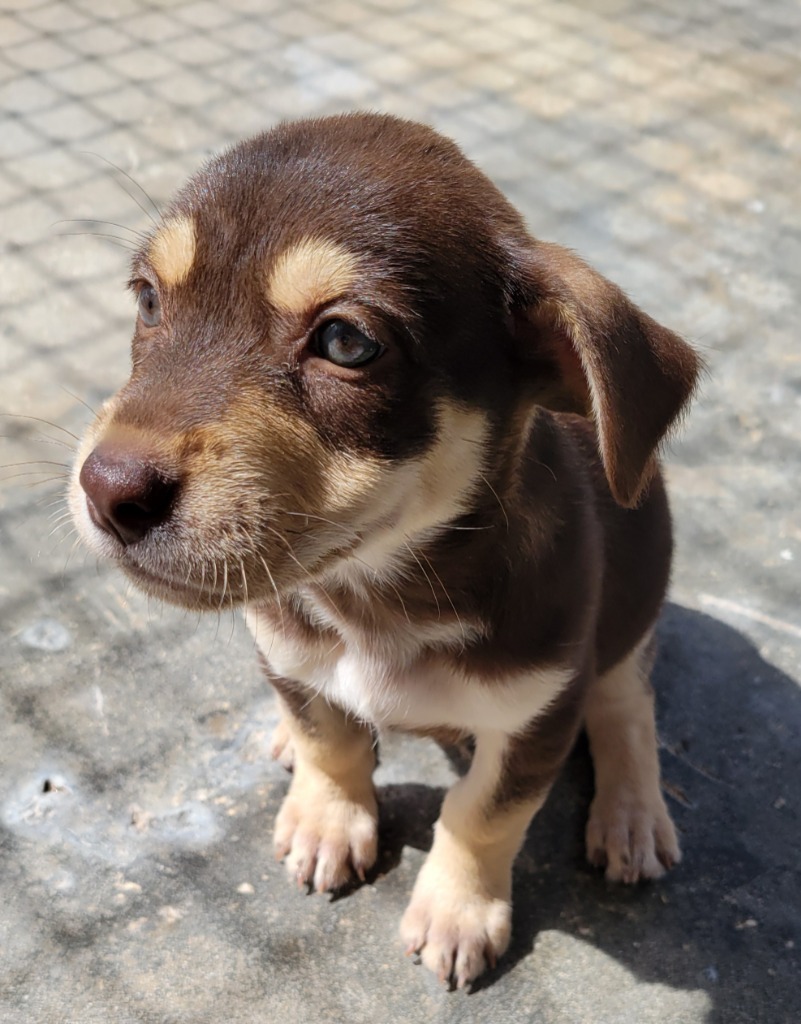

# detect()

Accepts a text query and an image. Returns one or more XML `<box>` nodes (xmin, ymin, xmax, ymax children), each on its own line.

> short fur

<box><xmin>70</xmin><ymin>113</ymin><xmax>700</xmax><ymax>989</ymax></box>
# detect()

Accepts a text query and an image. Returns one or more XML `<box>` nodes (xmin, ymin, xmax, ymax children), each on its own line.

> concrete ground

<box><xmin>1</xmin><ymin>1</ymin><xmax>799</xmax><ymax>1021</ymax></box>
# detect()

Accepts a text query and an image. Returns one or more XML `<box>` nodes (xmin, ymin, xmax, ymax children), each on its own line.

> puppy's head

<box><xmin>70</xmin><ymin>113</ymin><xmax>699</xmax><ymax>610</ymax></box>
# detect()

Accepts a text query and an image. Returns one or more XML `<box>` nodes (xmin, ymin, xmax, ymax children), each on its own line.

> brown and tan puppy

<box><xmin>69</xmin><ymin>113</ymin><xmax>700</xmax><ymax>988</ymax></box>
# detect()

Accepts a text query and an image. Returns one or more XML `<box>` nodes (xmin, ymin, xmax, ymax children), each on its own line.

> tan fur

<box><xmin>216</xmin><ymin>391</ymin><xmax>384</xmax><ymax>532</ymax></box>
<box><xmin>329</xmin><ymin>403</ymin><xmax>490</xmax><ymax>576</ymax></box>
<box><xmin>584</xmin><ymin>634</ymin><xmax>681</xmax><ymax>882</ymax></box>
<box><xmin>400</xmin><ymin>730</ymin><xmax>542</xmax><ymax>988</ymax></box>
<box><xmin>267</xmin><ymin>237</ymin><xmax>359</xmax><ymax>314</ymax></box>
<box><xmin>272</xmin><ymin>692</ymin><xmax>377</xmax><ymax>893</ymax></box>
<box><xmin>149</xmin><ymin>216</ymin><xmax>196</xmax><ymax>287</ymax></box>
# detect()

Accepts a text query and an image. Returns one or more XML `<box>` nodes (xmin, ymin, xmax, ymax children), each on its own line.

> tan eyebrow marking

<box><xmin>149</xmin><ymin>216</ymin><xmax>196</xmax><ymax>287</ymax></box>
<box><xmin>267</xmin><ymin>237</ymin><xmax>359</xmax><ymax>314</ymax></box>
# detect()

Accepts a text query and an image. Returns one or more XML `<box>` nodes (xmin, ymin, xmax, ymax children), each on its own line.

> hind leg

<box><xmin>584</xmin><ymin>634</ymin><xmax>681</xmax><ymax>883</ymax></box>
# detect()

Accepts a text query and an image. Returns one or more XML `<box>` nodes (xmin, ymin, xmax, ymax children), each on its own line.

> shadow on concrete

<box><xmin>369</xmin><ymin>604</ymin><xmax>800</xmax><ymax>1021</ymax></box>
<box><xmin>2</xmin><ymin>601</ymin><xmax>797</xmax><ymax>1022</ymax></box>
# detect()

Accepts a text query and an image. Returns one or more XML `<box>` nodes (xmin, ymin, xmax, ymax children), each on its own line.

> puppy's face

<box><xmin>70</xmin><ymin>116</ymin><xmax>515</xmax><ymax>608</ymax></box>
<box><xmin>70</xmin><ymin>114</ymin><xmax>698</xmax><ymax>610</ymax></box>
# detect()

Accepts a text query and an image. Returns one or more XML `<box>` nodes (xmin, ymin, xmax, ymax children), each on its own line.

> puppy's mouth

<box><xmin>73</xmin><ymin>480</ymin><xmax>361</xmax><ymax>616</ymax></box>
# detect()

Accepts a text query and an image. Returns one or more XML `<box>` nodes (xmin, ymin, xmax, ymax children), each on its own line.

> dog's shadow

<box><xmin>369</xmin><ymin>603</ymin><xmax>801</xmax><ymax>1014</ymax></box>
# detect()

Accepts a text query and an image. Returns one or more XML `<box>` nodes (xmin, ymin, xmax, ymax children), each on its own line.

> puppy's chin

<box><xmin>120</xmin><ymin>561</ymin><xmax>232</xmax><ymax>611</ymax></box>
<box><xmin>71</xmin><ymin>511</ymin><xmax>254</xmax><ymax>612</ymax></box>
<box><xmin>117</xmin><ymin>538</ymin><xmax>356</xmax><ymax>612</ymax></box>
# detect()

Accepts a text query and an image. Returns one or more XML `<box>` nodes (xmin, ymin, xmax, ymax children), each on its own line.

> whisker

<box><xmin>78</xmin><ymin>151</ymin><xmax>162</xmax><ymax>225</ymax></box>
<box><xmin>274</xmin><ymin>507</ymin><xmax>424</xmax><ymax>626</ymax></box>
<box><xmin>0</xmin><ymin>414</ymin><xmax>80</xmax><ymax>443</ymax></box>
<box><xmin>0</xmin><ymin>468</ymin><xmax>69</xmax><ymax>481</ymax></box>
<box><xmin>403</xmin><ymin>538</ymin><xmax>440</xmax><ymax>620</ymax></box>
<box><xmin>336</xmin><ymin>546</ymin><xmax>412</xmax><ymax>625</ymax></box>
<box><xmin>530</xmin><ymin>457</ymin><xmax>558</xmax><ymax>485</ymax></box>
<box><xmin>34</xmin><ymin>491</ymin><xmax>68</xmax><ymax>510</ymax></box>
<box><xmin>2</xmin><ymin>473</ymin><xmax>69</xmax><ymax>487</ymax></box>
<box><xmin>55</xmin><ymin>230</ymin><xmax>137</xmax><ymax>250</ymax></box>
<box><xmin>218</xmin><ymin>559</ymin><xmax>229</xmax><ymax>612</ymax></box>
<box><xmin>259</xmin><ymin>554</ymin><xmax>285</xmax><ymax>640</ymax></box>
<box><xmin>444</xmin><ymin>524</ymin><xmax>495</xmax><ymax>532</ymax></box>
<box><xmin>0</xmin><ymin>433</ymin><xmax>75</xmax><ymax>453</ymax></box>
<box><xmin>51</xmin><ymin>523</ymin><xmax>78</xmax><ymax>550</ymax></box>
<box><xmin>239</xmin><ymin>556</ymin><xmax>250</xmax><ymax>613</ymax></box>
<box><xmin>347</xmin><ymin>552</ymin><xmax>411</xmax><ymax>622</ymax></box>
<box><xmin>61</xmin><ymin>535</ymin><xmax>83</xmax><ymax>577</ymax></box>
<box><xmin>279</xmin><ymin>509</ymin><xmax>360</xmax><ymax>538</ymax></box>
<box><xmin>37</xmin><ymin>527</ymin><xmax>70</xmax><ymax>566</ymax></box>
<box><xmin>417</xmin><ymin>546</ymin><xmax>470</xmax><ymax>648</ymax></box>
<box><xmin>59</xmin><ymin>386</ymin><xmax>98</xmax><ymax>418</ymax></box>
<box><xmin>381</xmin><ymin>572</ymin><xmax>411</xmax><ymax>624</ymax></box>
<box><xmin>228</xmin><ymin>584</ymin><xmax>237</xmax><ymax>645</ymax></box>
<box><xmin>43</xmin><ymin>492</ymin><xmax>70</xmax><ymax>511</ymax></box>
<box><xmin>1</xmin><ymin>459</ymin><xmax>71</xmax><ymax>470</ymax></box>
<box><xmin>198</xmin><ymin>559</ymin><xmax>208</xmax><ymax>605</ymax></box>
<box><xmin>48</xmin><ymin>509</ymin><xmax>73</xmax><ymax>528</ymax></box>
<box><xmin>52</xmin><ymin>218</ymin><xmax>148</xmax><ymax>242</ymax></box>
<box><xmin>264</xmin><ymin>523</ymin><xmax>346</xmax><ymax>622</ymax></box>
<box><xmin>208</xmin><ymin>557</ymin><xmax>221</xmax><ymax>638</ymax></box>
<box><xmin>47</xmin><ymin>517</ymin><xmax>74</xmax><ymax>541</ymax></box>
<box><xmin>480</xmin><ymin>473</ymin><xmax>509</xmax><ymax>531</ymax></box>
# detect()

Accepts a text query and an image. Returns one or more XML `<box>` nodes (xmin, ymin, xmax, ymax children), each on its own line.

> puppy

<box><xmin>70</xmin><ymin>113</ymin><xmax>700</xmax><ymax>988</ymax></box>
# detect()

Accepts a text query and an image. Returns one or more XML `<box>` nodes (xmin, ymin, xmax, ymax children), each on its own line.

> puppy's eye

<box><xmin>315</xmin><ymin>319</ymin><xmax>383</xmax><ymax>368</ymax></box>
<box><xmin>138</xmin><ymin>284</ymin><xmax>161</xmax><ymax>327</ymax></box>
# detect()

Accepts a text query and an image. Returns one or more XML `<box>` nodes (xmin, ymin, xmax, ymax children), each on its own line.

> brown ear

<box><xmin>508</xmin><ymin>240</ymin><xmax>701</xmax><ymax>507</ymax></box>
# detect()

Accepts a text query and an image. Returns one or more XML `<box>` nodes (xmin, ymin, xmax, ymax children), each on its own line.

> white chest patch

<box><xmin>251</xmin><ymin>613</ymin><xmax>573</xmax><ymax>735</ymax></box>
<box><xmin>323</xmin><ymin>652</ymin><xmax>572</xmax><ymax>734</ymax></box>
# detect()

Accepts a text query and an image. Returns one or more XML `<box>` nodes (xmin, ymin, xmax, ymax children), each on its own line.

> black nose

<box><xmin>79</xmin><ymin>444</ymin><xmax>178</xmax><ymax>546</ymax></box>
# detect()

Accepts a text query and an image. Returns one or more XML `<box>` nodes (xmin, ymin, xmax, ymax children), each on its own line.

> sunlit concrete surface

<box><xmin>1</xmin><ymin>1</ymin><xmax>799</xmax><ymax>1021</ymax></box>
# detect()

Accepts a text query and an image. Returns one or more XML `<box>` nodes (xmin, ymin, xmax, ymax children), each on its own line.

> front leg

<box><xmin>401</xmin><ymin>683</ymin><xmax>584</xmax><ymax>988</ymax></box>
<box><xmin>270</xmin><ymin>677</ymin><xmax>378</xmax><ymax>893</ymax></box>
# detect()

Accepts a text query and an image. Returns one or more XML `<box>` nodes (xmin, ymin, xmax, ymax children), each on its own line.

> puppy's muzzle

<box><xmin>79</xmin><ymin>443</ymin><xmax>179</xmax><ymax>546</ymax></box>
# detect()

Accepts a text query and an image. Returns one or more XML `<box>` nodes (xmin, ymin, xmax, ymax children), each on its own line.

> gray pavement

<box><xmin>1</xmin><ymin>1</ymin><xmax>799</xmax><ymax>1022</ymax></box>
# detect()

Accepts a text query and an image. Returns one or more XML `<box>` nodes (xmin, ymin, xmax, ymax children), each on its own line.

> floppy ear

<box><xmin>506</xmin><ymin>239</ymin><xmax>701</xmax><ymax>507</ymax></box>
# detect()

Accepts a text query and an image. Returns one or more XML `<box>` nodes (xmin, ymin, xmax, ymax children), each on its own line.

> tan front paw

<box><xmin>274</xmin><ymin>768</ymin><xmax>378</xmax><ymax>892</ymax></box>
<box><xmin>586</xmin><ymin>788</ymin><xmax>681</xmax><ymax>883</ymax></box>
<box><xmin>400</xmin><ymin>853</ymin><xmax>511</xmax><ymax>989</ymax></box>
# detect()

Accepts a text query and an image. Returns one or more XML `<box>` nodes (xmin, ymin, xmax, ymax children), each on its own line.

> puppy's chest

<box><xmin>248</xmin><ymin>604</ymin><xmax>571</xmax><ymax>735</ymax></box>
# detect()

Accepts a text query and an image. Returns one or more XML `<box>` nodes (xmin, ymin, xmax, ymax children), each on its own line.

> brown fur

<box><xmin>70</xmin><ymin>113</ymin><xmax>701</xmax><ymax>989</ymax></box>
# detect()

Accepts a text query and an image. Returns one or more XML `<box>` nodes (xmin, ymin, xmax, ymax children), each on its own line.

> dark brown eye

<box><xmin>315</xmin><ymin>319</ymin><xmax>382</xmax><ymax>368</ymax></box>
<box><xmin>138</xmin><ymin>284</ymin><xmax>161</xmax><ymax>327</ymax></box>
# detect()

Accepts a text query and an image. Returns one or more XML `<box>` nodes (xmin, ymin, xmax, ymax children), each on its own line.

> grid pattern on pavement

<box><xmin>1</xmin><ymin>2</ymin><xmax>800</xmax><ymax>1022</ymax></box>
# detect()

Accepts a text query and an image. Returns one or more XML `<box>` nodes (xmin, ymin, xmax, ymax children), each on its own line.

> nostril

<box><xmin>79</xmin><ymin>444</ymin><xmax>178</xmax><ymax>546</ymax></box>
<box><xmin>110</xmin><ymin>476</ymin><xmax>177</xmax><ymax>535</ymax></box>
